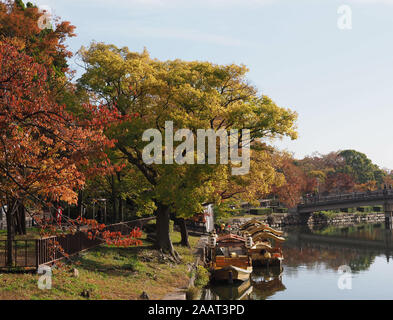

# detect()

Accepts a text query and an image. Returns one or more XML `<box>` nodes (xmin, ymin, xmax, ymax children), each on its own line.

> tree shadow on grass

<box><xmin>74</xmin><ymin>243</ymin><xmax>159</xmax><ymax>278</ymax></box>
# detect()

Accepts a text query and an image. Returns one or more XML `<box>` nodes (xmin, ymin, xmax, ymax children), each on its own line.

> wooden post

<box><xmin>35</xmin><ymin>239</ymin><xmax>39</xmax><ymax>269</ymax></box>
<box><xmin>104</xmin><ymin>201</ymin><xmax>107</xmax><ymax>224</ymax></box>
<box><xmin>120</xmin><ymin>199</ymin><xmax>124</xmax><ymax>222</ymax></box>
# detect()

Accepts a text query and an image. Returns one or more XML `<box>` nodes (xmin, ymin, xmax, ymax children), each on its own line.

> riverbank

<box><xmin>0</xmin><ymin>230</ymin><xmax>199</xmax><ymax>300</ymax></box>
<box><xmin>226</xmin><ymin>212</ymin><xmax>385</xmax><ymax>229</ymax></box>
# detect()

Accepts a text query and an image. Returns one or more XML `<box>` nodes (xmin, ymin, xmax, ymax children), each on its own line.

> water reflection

<box><xmin>285</xmin><ymin>223</ymin><xmax>393</xmax><ymax>272</ymax></box>
<box><xmin>203</xmin><ymin>222</ymin><xmax>393</xmax><ymax>300</ymax></box>
<box><xmin>201</xmin><ymin>279</ymin><xmax>253</xmax><ymax>300</ymax></box>
<box><xmin>249</xmin><ymin>267</ymin><xmax>286</xmax><ymax>300</ymax></box>
<box><xmin>202</xmin><ymin>267</ymin><xmax>284</xmax><ymax>300</ymax></box>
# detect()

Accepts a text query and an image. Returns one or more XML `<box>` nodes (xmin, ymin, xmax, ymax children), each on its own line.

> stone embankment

<box><xmin>228</xmin><ymin>212</ymin><xmax>385</xmax><ymax>230</ymax></box>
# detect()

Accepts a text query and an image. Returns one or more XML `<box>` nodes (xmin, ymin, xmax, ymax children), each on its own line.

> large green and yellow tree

<box><xmin>77</xmin><ymin>43</ymin><xmax>298</xmax><ymax>258</ymax></box>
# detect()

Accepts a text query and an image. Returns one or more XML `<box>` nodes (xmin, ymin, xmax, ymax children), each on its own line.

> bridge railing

<box><xmin>300</xmin><ymin>189</ymin><xmax>393</xmax><ymax>206</ymax></box>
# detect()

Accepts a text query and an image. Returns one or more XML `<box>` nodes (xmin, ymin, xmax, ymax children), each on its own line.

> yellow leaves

<box><xmin>78</xmin><ymin>42</ymin><xmax>299</xmax><ymax>217</ymax></box>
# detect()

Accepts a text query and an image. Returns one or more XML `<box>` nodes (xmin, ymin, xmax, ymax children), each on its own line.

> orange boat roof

<box><xmin>217</xmin><ymin>234</ymin><xmax>246</xmax><ymax>243</ymax></box>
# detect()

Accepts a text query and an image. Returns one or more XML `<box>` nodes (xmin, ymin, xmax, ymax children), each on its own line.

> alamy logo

<box><xmin>337</xmin><ymin>265</ymin><xmax>352</xmax><ymax>290</ymax></box>
<box><xmin>37</xmin><ymin>5</ymin><xmax>52</xmax><ymax>30</ymax></box>
<box><xmin>37</xmin><ymin>265</ymin><xmax>52</xmax><ymax>290</ymax></box>
<box><xmin>142</xmin><ymin>121</ymin><xmax>250</xmax><ymax>175</ymax></box>
<box><xmin>337</xmin><ymin>5</ymin><xmax>352</xmax><ymax>30</ymax></box>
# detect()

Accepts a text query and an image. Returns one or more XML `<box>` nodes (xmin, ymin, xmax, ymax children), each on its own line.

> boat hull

<box><xmin>212</xmin><ymin>265</ymin><xmax>252</xmax><ymax>282</ymax></box>
<box><xmin>251</xmin><ymin>257</ymin><xmax>282</xmax><ymax>267</ymax></box>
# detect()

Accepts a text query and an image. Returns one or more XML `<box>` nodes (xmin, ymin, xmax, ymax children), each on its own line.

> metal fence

<box><xmin>0</xmin><ymin>217</ymin><xmax>155</xmax><ymax>269</ymax></box>
<box><xmin>300</xmin><ymin>189</ymin><xmax>393</xmax><ymax>207</ymax></box>
<box><xmin>0</xmin><ymin>240</ymin><xmax>36</xmax><ymax>268</ymax></box>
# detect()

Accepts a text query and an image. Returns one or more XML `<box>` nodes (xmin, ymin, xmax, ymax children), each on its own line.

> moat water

<box><xmin>202</xmin><ymin>222</ymin><xmax>393</xmax><ymax>300</ymax></box>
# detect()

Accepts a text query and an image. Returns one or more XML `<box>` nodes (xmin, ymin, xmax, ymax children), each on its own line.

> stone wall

<box><xmin>306</xmin><ymin>212</ymin><xmax>385</xmax><ymax>226</ymax></box>
<box><xmin>228</xmin><ymin>212</ymin><xmax>386</xmax><ymax>229</ymax></box>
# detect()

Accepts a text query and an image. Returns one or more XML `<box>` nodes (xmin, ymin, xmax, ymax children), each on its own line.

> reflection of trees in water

<box><xmin>250</xmin><ymin>267</ymin><xmax>286</xmax><ymax>300</ymax></box>
<box><xmin>282</xmin><ymin>266</ymin><xmax>299</xmax><ymax>277</ymax></box>
<box><xmin>311</xmin><ymin>223</ymin><xmax>389</xmax><ymax>242</ymax></box>
<box><xmin>282</xmin><ymin>223</ymin><xmax>383</xmax><ymax>272</ymax></box>
<box><xmin>283</xmin><ymin>243</ymin><xmax>375</xmax><ymax>272</ymax></box>
<box><xmin>202</xmin><ymin>279</ymin><xmax>253</xmax><ymax>300</ymax></box>
<box><xmin>250</xmin><ymin>277</ymin><xmax>286</xmax><ymax>300</ymax></box>
<box><xmin>348</xmin><ymin>255</ymin><xmax>375</xmax><ymax>272</ymax></box>
<box><xmin>203</xmin><ymin>268</ymin><xmax>286</xmax><ymax>300</ymax></box>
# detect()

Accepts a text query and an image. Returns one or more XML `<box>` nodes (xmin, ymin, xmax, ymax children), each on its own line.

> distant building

<box><xmin>184</xmin><ymin>204</ymin><xmax>215</xmax><ymax>234</ymax></box>
<box><xmin>240</xmin><ymin>198</ymin><xmax>283</xmax><ymax>213</ymax></box>
<box><xmin>204</xmin><ymin>204</ymin><xmax>214</xmax><ymax>233</ymax></box>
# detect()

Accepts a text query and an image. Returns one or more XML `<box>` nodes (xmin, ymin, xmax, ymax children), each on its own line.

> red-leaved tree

<box><xmin>0</xmin><ymin>42</ymin><xmax>140</xmax><ymax>266</ymax></box>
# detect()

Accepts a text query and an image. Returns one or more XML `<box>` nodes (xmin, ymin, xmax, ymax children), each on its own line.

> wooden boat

<box><xmin>248</xmin><ymin>242</ymin><xmax>283</xmax><ymax>267</ymax></box>
<box><xmin>213</xmin><ymin>264</ymin><xmax>252</xmax><ymax>282</ymax></box>
<box><xmin>207</xmin><ymin>233</ymin><xmax>253</xmax><ymax>283</ymax></box>
<box><xmin>241</xmin><ymin>224</ymin><xmax>285</xmax><ymax>238</ymax></box>
<box><xmin>239</xmin><ymin>222</ymin><xmax>285</xmax><ymax>267</ymax></box>
<box><xmin>204</xmin><ymin>278</ymin><xmax>253</xmax><ymax>300</ymax></box>
<box><xmin>239</xmin><ymin>218</ymin><xmax>262</xmax><ymax>231</ymax></box>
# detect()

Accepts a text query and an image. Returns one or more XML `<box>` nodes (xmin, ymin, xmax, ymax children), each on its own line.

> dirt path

<box><xmin>162</xmin><ymin>235</ymin><xmax>208</xmax><ymax>300</ymax></box>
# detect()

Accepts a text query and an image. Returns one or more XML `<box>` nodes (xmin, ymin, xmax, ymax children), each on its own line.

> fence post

<box><xmin>35</xmin><ymin>239</ymin><xmax>39</xmax><ymax>269</ymax></box>
<box><xmin>14</xmin><ymin>240</ymin><xmax>17</xmax><ymax>267</ymax></box>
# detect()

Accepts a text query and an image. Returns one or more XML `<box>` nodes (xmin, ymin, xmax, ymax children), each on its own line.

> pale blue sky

<box><xmin>35</xmin><ymin>0</ymin><xmax>393</xmax><ymax>168</ymax></box>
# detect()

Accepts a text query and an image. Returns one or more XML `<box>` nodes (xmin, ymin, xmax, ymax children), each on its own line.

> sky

<box><xmin>33</xmin><ymin>0</ymin><xmax>393</xmax><ymax>169</ymax></box>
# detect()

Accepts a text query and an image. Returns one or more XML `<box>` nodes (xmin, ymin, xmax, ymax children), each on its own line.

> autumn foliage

<box><xmin>0</xmin><ymin>40</ymin><xmax>141</xmax><ymax>266</ymax></box>
<box><xmin>0</xmin><ymin>0</ymin><xmax>76</xmax><ymax>75</ymax></box>
<box><xmin>0</xmin><ymin>42</ymin><xmax>114</xmax><ymax>205</ymax></box>
<box><xmin>270</xmin><ymin>150</ymin><xmax>391</xmax><ymax>208</ymax></box>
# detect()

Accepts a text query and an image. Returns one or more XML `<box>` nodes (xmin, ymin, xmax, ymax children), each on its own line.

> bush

<box><xmin>186</xmin><ymin>286</ymin><xmax>200</xmax><ymax>300</ymax></box>
<box><xmin>313</xmin><ymin>211</ymin><xmax>339</xmax><ymax>219</ymax></box>
<box><xmin>274</xmin><ymin>207</ymin><xmax>288</xmax><ymax>213</ymax></box>
<box><xmin>249</xmin><ymin>208</ymin><xmax>273</xmax><ymax>215</ymax></box>
<box><xmin>194</xmin><ymin>266</ymin><xmax>210</xmax><ymax>288</ymax></box>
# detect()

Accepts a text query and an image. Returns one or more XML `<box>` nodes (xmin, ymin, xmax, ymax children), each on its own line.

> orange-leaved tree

<box><xmin>0</xmin><ymin>0</ymin><xmax>76</xmax><ymax>78</ymax></box>
<box><xmin>0</xmin><ymin>42</ymin><xmax>140</xmax><ymax>266</ymax></box>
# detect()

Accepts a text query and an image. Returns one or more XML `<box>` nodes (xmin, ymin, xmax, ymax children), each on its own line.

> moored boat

<box><xmin>206</xmin><ymin>233</ymin><xmax>253</xmax><ymax>283</ymax></box>
<box><xmin>248</xmin><ymin>242</ymin><xmax>284</xmax><ymax>267</ymax></box>
<box><xmin>213</xmin><ymin>265</ymin><xmax>252</xmax><ymax>282</ymax></box>
<box><xmin>238</xmin><ymin>220</ymin><xmax>286</xmax><ymax>267</ymax></box>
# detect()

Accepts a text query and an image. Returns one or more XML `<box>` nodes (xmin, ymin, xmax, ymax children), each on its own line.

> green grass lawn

<box><xmin>0</xmin><ymin>227</ymin><xmax>42</xmax><ymax>240</ymax></box>
<box><xmin>0</xmin><ymin>229</ymin><xmax>200</xmax><ymax>300</ymax></box>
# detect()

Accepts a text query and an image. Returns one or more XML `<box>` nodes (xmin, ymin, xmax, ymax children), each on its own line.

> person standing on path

<box><xmin>56</xmin><ymin>205</ymin><xmax>63</xmax><ymax>226</ymax></box>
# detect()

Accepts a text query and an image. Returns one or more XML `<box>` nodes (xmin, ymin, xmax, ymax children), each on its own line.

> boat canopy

<box><xmin>216</xmin><ymin>234</ymin><xmax>247</xmax><ymax>247</ymax></box>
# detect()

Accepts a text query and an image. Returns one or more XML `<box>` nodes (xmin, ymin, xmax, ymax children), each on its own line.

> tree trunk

<box><xmin>14</xmin><ymin>209</ymin><xmax>21</xmax><ymax>235</ymax></box>
<box><xmin>111</xmin><ymin>175</ymin><xmax>118</xmax><ymax>223</ymax></box>
<box><xmin>173</xmin><ymin>217</ymin><xmax>190</xmax><ymax>247</ymax></box>
<box><xmin>112</xmin><ymin>198</ymin><xmax>117</xmax><ymax>223</ymax></box>
<box><xmin>170</xmin><ymin>212</ymin><xmax>190</xmax><ymax>248</ymax></box>
<box><xmin>14</xmin><ymin>204</ymin><xmax>26</xmax><ymax>235</ymax></box>
<box><xmin>20</xmin><ymin>205</ymin><xmax>26</xmax><ymax>234</ymax></box>
<box><xmin>116</xmin><ymin>172</ymin><xmax>123</xmax><ymax>223</ymax></box>
<box><xmin>77</xmin><ymin>190</ymin><xmax>83</xmax><ymax>218</ymax></box>
<box><xmin>155</xmin><ymin>203</ymin><xmax>179</xmax><ymax>260</ymax></box>
<box><xmin>118</xmin><ymin>197</ymin><xmax>123</xmax><ymax>222</ymax></box>
<box><xmin>5</xmin><ymin>203</ymin><xmax>15</xmax><ymax>267</ymax></box>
